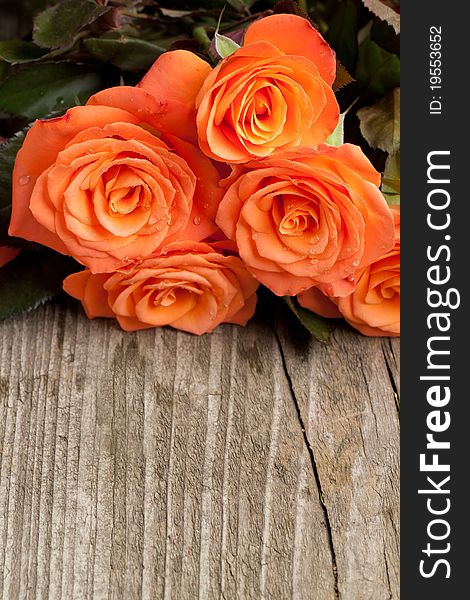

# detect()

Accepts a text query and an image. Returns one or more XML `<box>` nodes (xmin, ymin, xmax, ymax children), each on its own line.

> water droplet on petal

<box><xmin>308</xmin><ymin>248</ymin><xmax>316</xmax><ymax>255</ymax></box>
<box><xmin>352</xmin><ymin>259</ymin><xmax>360</xmax><ymax>267</ymax></box>
<box><xmin>193</xmin><ymin>216</ymin><xmax>201</xmax><ymax>225</ymax></box>
<box><xmin>347</xmin><ymin>274</ymin><xmax>354</xmax><ymax>282</ymax></box>
<box><xmin>19</xmin><ymin>175</ymin><xmax>30</xmax><ymax>186</ymax></box>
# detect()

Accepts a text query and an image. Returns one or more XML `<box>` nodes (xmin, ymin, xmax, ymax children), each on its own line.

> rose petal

<box><xmin>245</xmin><ymin>14</ymin><xmax>336</xmax><ymax>85</ymax></box>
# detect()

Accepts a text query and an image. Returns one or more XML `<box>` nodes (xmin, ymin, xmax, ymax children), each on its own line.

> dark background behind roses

<box><xmin>0</xmin><ymin>0</ymin><xmax>400</xmax><ymax>330</ymax></box>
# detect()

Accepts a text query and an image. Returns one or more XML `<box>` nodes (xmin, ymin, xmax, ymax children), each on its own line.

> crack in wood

<box><xmin>273</xmin><ymin>328</ymin><xmax>340</xmax><ymax>600</ymax></box>
<box><xmin>381</xmin><ymin>341</ymin><xmax>400</xmax><ymax>416</ymax></box>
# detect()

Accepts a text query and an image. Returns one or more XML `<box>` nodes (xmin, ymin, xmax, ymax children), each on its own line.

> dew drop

<box><xmin>18</xmin><ymin>175</ymin><xmax>30</xmax><ymax>186</ymax></box>
<box><xmin>347</xmin><ymin>274</ymin><xmax>354</xmax><ymax>282</ymax></box>
<box><xmin>352</xmin><ymin>259</ymin><xmax>360</xmax><ymax>267</ymax></box>
<box><xmin>308</xmin><ymin>248</ymin><xmax>316</xmax><ymax>255</ymax></box>
<box><xmin>282</xmin><ymin>246</ymin><xmax>288</xmax><ymax>251</ymax></box>
<box><xmin>193</xmin><ymin>216</ymin><xmax>201</xmax><ymax>225</ymax></box>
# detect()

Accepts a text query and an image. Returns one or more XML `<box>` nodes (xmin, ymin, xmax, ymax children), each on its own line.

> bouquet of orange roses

<box><xmin>0</xmin><ymin>0</ymin><xmax>400</xmax><ymax>338</ymax></box>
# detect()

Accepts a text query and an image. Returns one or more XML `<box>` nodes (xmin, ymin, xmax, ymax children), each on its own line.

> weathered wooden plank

<box><xmin>5</xmin><ymin>301</ymin><xmax>406</xmax><ymax>600</ymax></box>
<box><xmin>276</xmin><ymin>319</ymin><xmax>400</xmax><ymax>600</ymax></box>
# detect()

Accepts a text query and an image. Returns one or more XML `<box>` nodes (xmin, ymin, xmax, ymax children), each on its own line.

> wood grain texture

<box><xmin>0</xmin><ymin>301</ymin><xmax>399</xmax><ymax>600</ymax></box>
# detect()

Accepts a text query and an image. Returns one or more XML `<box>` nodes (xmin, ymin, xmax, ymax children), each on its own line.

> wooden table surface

<box><xmin>0</xmin><ymin>301</ymin><xmax>399</xmax><ymax>600</ymax></box>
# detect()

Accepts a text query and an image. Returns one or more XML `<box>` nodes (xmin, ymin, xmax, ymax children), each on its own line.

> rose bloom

<box><xmin>63</xmin><ymin>241</ymin><xmax>259</xmax><ymax>334</ymax></box>
<box><xmin>216</xmin><ymin>144</ymin><xmax>395</xmax><ymax>296</ymax></box>
<box><xmin>298</xmin><ymin>208</ymin><xmax>400</xmax><ymax>336</ymax></box>
<box><xmin>9</xmin><ymin>51</ymin><xmax>224</xmax><ymax>273</ymax></box>
<box><xmin>195</xmin><ymin>14</ymin><xmax>339</xmax><ymax>163</ymax></box>
<box><xmin>0</xmin><ymin>246</ymin><xmax>19</xmax><ymax>268</ymax></box>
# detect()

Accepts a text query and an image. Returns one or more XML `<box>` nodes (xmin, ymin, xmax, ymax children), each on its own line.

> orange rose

<box><xmin>195</xmin><ymin>14</ymin><xmax>339</xmax><ymax>163</ymax></box>
<box><xmin>63</xmin><ymin>241</ymin><xmax>259</xmax><ymax>334</ymax></box>
<box><xmin>298</xmin><ymin>208</ymin><xmax>400</xmax><ymax>336</ymax></box>
<box><xmin>0</xmin><ymin>246</ymin><xmax>19</xmax><ymax>268</ymax></box>
<box><xmin>216</xmin><ymin>144</ymin><xmax>395</xmax><ymax>296</ymax></box>
<box><xmin>9</xmin><ymin>53</ymin><xmax>223</xmax><ymax>274</ymax></box>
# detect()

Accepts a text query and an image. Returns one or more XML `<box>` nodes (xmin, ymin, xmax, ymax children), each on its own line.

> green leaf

<box><xmin>0</xmin><ymin>251</ymin><xmax>77</xmax><ymax>321</ymax></box>
<box><xmin>383</xmin><ymin>193</ymin><xmax>400</xmax><ymax>206</ymax></box>
<box><xmin>355</xmin><ymin>39</ymin><xmax>400</xmax><ymax>98</ymax></box>
<box><xmin>357</xmin><ymin>87</ymin><xmax>400</xmax><ymax>153</ymax></box>
<box><xmin>0</xmin><ymin>129</ymin><xmax>28</xmax><ymax>209</ymax></box>
<box><xmin>382</xmin><ymin>151</ymin><xmax>400</xmax><ymax>205</ymax></box>
<box><xmin>0</xmin><ymin>63</ymin><xmax>102</xmax><ymax>119</ymax></box>
<box><xmin>84</xmin><ymin>37</ymin><xmax>165</xmax><ymax>71</ymax></box>
<box><xmin>325</xmin><ymin>113</ymin><xmax>345</xmax><ymax>147</ymax></box>
<box><xmin>325</xmin><ymin>0</ymin><xmax>359</xmax><ymax>73</ymax></box>
<box><xmin>361</xmin><ymin>0</ymin><xmax>400</xmax><ymax>34</ymax></box>
<box><xmin>33</xmin><ymin>0</ymin><xmax>110</xmax><ymax>49</ymax></box>
<box><xmin>159</xmin><ymin>8</ymin><xmax>193</xmax><ymax>18</ymax></box>
<box><xmin>0</xmin><ymin>60</ymin><xmax>8</xmax><ymax>82</ymax></box>
<box><xmin>371</xmin><ymin>18</ymin><xmax>400</xmax><ymax>55</ymax></box>
<box><xmin>214</xmin><ymin>33</ymin><xmax>240</xmax><ymax>58</ymax></box>
<box><xmin>284</xmin><ymin>297</ymin><xmax>330</xmax><ymax>342</ymax></box>
<box><xmin>0</xmin><ymin>41</ymin><xmax>47</xmax><ymax>64</ymax></box>
<box><xmin>29</xmin><ymin>0</ymin><xmax>60</xmax><ymax>16</ymax></box>
<box><xmin>226</xmin><ymin>0</ymin><xmax>248</xmax><ymax>11</ymax></box>
<box><xmin>272</xmin><ymin>0</ymin><xmax>307</xmax><ymax>17</ymax></box>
